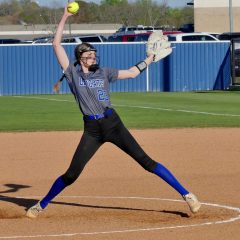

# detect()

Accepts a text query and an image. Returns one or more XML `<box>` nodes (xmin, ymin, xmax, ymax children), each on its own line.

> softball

<box><xmin>67</xmin><ymin>2</ymin><xmax>80</xmax><ymax>14</ymax></box>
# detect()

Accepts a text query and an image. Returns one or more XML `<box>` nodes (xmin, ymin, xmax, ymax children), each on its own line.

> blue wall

<box><xmin>0</xmin><ymin>42</ymin><xmax>231</xmax><ymax>95</ymax></box>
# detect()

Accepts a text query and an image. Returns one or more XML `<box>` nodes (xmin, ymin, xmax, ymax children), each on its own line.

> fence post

<box><xmin>146</xmin><ymin>66</ymin><xmax>149</xmax><ymax>92</ymax></box>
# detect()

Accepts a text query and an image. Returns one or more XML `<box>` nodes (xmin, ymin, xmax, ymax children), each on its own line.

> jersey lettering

<box><xmin>79</xmin><ymin>77</ymin><xmax>86</xmax><ymax>86</ymax></box>
<box><xmin>79</xmin><ymin>77</ymin><xmax>104</xmax><ymax>88</ymax></box>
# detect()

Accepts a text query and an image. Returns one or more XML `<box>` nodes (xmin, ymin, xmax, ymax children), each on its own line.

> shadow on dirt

<box><xmin>0</xmin><ymin>183</ymin><xmax>189</xmax><ymax>218</ymax></box>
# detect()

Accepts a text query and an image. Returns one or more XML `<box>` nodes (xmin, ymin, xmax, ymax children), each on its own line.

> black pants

<box><xmin>62</xmin><ymin>109</ymin><xmax>157</xmax><ymax>186</ymax></box>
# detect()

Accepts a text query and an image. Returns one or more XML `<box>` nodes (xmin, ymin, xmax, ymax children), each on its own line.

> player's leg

<box><xmin>40</xmin><ymin>131</ymin><xmax>102</xmax><ymax>209</ymax></box>
<box><xmin>106</xmin><ymin>117</ymin><xmax>200</xmax><ymax>213</ymax></box>
<box><xmin>26</xmin><ymin>132</ymin><xmax>102</xmax><ymax>218</ymax></box>
<box><xmin>109</xmin><ymin>123</ymin><xmax>188</xmax><ymax>193</ymax></box>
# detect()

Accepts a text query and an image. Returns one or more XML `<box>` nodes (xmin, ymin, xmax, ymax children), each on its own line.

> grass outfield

<box><xmin>0</xmin><ymin>91</ymin><xmax>240</xmax><ymax>132</ymax></box>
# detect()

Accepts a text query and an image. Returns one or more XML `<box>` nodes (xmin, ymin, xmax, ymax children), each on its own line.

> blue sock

<box><xmin>153</xmin><ymin>163</ymin><xmax>189</xmax><ymax>196</ymax></box>
<box><xmin>40</xmin><ymin>176</ymin><xmax>67</xmax><ymax>209</ymax></box>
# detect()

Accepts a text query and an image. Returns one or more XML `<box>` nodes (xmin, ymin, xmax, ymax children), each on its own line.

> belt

<box><xmin>83</xmin><ymin>108</ymin><xmax>113</xmax><ymax>121</ymax></box>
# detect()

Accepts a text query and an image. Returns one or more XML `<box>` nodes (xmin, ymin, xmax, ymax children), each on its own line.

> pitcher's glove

<box><xmin>146</xmin><ymin>31</ymin><xmax>172</xmax><ymax>62</ymax></box>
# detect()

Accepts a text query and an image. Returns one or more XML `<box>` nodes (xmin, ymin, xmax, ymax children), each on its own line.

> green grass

<box><xmin>1</xmin><ymin>91</ymin><xmax>240</xmax><ymax>132</ymax></box>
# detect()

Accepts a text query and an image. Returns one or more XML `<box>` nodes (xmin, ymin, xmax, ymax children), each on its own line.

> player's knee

<box><xmin>139</xmin><ymin>155</ymin><xmax>158</xmax><ymax>173</ymax></box>
<box><xmin>62</xmin><ymin>172</ymin><xmax>80</xmax><ymax>186</ymax></box>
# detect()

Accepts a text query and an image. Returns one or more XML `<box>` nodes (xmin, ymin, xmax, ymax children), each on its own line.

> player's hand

<box><xmin>147</xmin><ymin>53</ymin><xmax>155</xmax><ymax>61</ymax></box>
<box><xmin>63</xmin><ymin>6</ymin><xmax>74</xmax><ymax>17</ymax></box>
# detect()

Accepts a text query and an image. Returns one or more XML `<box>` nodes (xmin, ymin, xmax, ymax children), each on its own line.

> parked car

<box><xmin>178</xmin><ymin>23</ymin><xmax>194</xmax><ymax>33</ymax></box>
<box><xmin>203</xmin><ymin>32</ymin><xmax>221</xmax><ymax>39</ymax></box>
<box><xmin>21</xmin><ymin>40</ymin><xmax>33</xmax><ymax>44</ymax></box>
<box><xmin>61</xmin><ymin>34</ymin><xmax>107</xmax><ymax>43</ymax></box>
<box><xmin>134</xmin><ymin>31</ymin><xmax>182</xmax><ymax>42</ymax></box>
<box><xmin>108</xmin><ymin>32</ymin><xmax>151</xmax><ymax>42</ymax></box>
<box><xmin>32</xmin><ymin>34</ymin><xmax>107</xmax><ymax>44</ymax></box>
<box><xmin>0</xmin><ymin>39</ymin><xmax>22</xmax><ymax>44</ymax></box>
<box><xmin>32</xmin><ymin>36</ymin><xmax>53</xmax><ymax>44</ymax></box>
<box><xmin>168</xmin><ymin>33</ymin><xmax>219</xmax><ymax>42</ymax></box>
<box><xmin>116</xmin><ymin>25</ymin><xmax>144</xmax><ymax>33</ymax></box>
<box><xmin>134</xmin><ymin>33</ymin><xmax>152</xmax><ymax>42</ymax></box>
<box><xmin>218</xmin><ymin>32</ymin><xmax>240</xmax><ymax>41</ymax></box>
<box><xmin>108</xmin><ymin>31</ymin><xmax>182</xmax><ymax>42</ymax></box>
<box><xmin>116</xmin><ymin>25</ymin><xmax>161</xmax><ymax>33</ymax></box>
<box><xmin>114</xmin><ymin>25</ymin><xmax>164</xmax><ymax>37</ymax></box>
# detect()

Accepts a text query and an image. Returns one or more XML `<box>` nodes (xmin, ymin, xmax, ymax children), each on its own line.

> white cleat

<box><xmin>183</xmin><ymin>193</ymin><xmax>201</xmax><ymax>213</ymax></box>
<box><xmin>26</xmin><ymin>202</ymin><xmax>43</xmax><ymax>218</ymax></box>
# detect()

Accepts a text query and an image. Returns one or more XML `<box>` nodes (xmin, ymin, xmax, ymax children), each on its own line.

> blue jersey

<box><xmin>64</xmin><ymin>63</ymin><xmax>118</xmax><ymax>116</ymax></box>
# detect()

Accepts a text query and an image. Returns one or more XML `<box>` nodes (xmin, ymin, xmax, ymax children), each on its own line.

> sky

<box><xmin>29</xmin><ymin>0</ymin><xmax>191</xmax><ymax>8</ymax></box>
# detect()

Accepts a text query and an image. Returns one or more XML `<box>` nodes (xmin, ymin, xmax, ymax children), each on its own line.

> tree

<box><xmin>0</xmin><ymin>0</ymin><xmax>21</xmax><ymax>16</ymax></box>
<box><xmin>101</xmin><ymin>0</ymin><xmax>127</xmax><ymax>5</ymax></box>
<box><xmin>0</xmin><ymin>0</ymin><xmax>193</xmax><ymax>28</ymax></box>
<box><xmin>166</xmin><ymin>7</ymin><xmax>193</xmax><ymax>29</ymax></box>
<box><xmin>18</xmin><ymin>0</ymin><xmax>42</xmax><ymax>24</ymax></box>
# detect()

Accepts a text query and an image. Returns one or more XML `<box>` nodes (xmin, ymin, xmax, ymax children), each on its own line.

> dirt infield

<box><xmin>0</xmin><ymin>128</ymin><xmax>239</xmax><ymax>240</ymax></box>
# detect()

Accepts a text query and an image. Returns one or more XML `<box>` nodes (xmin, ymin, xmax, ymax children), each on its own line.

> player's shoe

<box><xmin>26</xmin><ymin>202</ymin><xmax>43</xmax><ymax>218</ymax></box>
<box><xmin>183</xmin><ymin>193</ymin><xmax>201</xmax><ymax>213</ymax></box>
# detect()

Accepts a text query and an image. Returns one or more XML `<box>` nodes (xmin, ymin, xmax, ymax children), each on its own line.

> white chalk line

<box><xmin>13</xmin><ymin>95</ymin><xmax>240</xmax><ymax>117</ymax></box>
<box><xmin>13</xmin><ymin>96</ymin><xmax>74</xmax><ymax>103</ymax></box>
<box><xmin>0</xmin><ymin>195</ymin><xmax>239</xmax><ymax>239</ymax></box>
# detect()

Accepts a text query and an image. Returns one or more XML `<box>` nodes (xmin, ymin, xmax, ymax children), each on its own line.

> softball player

<box><xmin>26</xmin><ymin>6</ymin><xmax>201</xmax><ymax>218</ymax></box>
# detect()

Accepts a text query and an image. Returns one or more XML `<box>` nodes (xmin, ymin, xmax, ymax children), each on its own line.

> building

<box><xmin>193</xmin><ymin>0</ymin><xmax>240</xmax><ymax>33</ymax></box>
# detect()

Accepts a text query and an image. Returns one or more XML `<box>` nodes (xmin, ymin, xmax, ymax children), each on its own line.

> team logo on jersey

<box><xmin>79</xmin><ymin>77</ymin><xmax>104</xmax><ymax>88</ymax></box>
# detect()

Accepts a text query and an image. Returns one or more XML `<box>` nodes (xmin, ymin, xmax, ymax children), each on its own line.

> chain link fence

<box><xmin>231</xmin><ymin>39</ymin><xmax>240</xmax><ymax>85</ymax></box>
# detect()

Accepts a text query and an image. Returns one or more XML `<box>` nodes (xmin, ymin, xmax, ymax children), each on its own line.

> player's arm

<box><xmin>117</xmin><ymin>54</ymin><xmax>154</xmax><ymax>80</ymax></box>
<box><xmin>52</xmin><ymin>7</ymin><xmax>72</xmax><ymax>71</ymax></box>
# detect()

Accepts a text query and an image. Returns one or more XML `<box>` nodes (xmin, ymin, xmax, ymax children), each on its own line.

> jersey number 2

<box><xmin>97</xmin><ymin>90</ymin><xmax>109</xmax><ymax>101</ymax></box>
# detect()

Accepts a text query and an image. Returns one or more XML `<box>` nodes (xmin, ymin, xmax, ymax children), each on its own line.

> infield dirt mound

<box><xmin>0</xmin><ymin>128</ymin><xmax>239</xmax><ymax>240</ymax></box>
